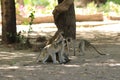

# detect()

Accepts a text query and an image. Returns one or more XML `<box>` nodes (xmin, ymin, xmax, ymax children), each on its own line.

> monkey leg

<box><xmin>79</xmin><ymin>40</ymin><xmax>86</xmax><ymax>56</ymax></box>
<box><xmin>57</xmin><ymin>51</ymin><xmax>70</xmax><ymax>64</ymax></box>
<box><xmin>50</xmin><ymin>52</ymin><xmax>59</xmax><ymax>64</ymax></box>
<box><xmin>62</xmin><ymin>53</ymin><xmax>70</xmax><ymax>63</ymax></box>
<box><xmin>58</xmin><ymin>51</ymin><xmax>65</xmax><ymax>64</ymax></box>
<box><xmin>42</xmin><ymin>54</ymin><xmax>49</xmax><ymax>64</ymax></box>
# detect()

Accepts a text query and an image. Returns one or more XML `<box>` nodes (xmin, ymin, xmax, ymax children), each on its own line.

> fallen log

<box><xmin>16</xmin><ymin>15</ymin><xmax>54</xmax><ymax>24</ymax></box>
<box><xmin>1</xmin><ymin>13</ymin><xmax>103</xmax><ymax>25</ymax></box>
<box><xmin>76</xmin><ymin>14</ymin><xmax>103</xmax><ymax>21</ymax></box>
<box><xmin>108</xmin><ymin>16</ymin><xmax>120</xmax><ymax>20</ymax></box>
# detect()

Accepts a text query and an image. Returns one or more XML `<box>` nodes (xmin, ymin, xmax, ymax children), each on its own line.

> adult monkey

<box><xmin>36</xmin><ymin>32</ymin><xmax>70</xmax><ymax>64</ymax></box>
<box><xmin>78</xmin><ymin>39</ymin><xmax>106</xmax><ymax>56</ymax></box>
<box><xmin>47</xmin><ymin>0</ymin><xmax>76</xmax><ymax>55</ymax></box>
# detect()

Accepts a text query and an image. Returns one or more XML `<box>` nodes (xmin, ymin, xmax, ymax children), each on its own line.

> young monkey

<box><xmin>78</xmin><ymin>39</ymin><xmax>105</xmax><ymax>56</ymax></box>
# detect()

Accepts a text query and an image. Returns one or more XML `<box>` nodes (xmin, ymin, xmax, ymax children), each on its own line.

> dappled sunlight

<box><xmin>80</xmin><ymin>57</ymin><xmax>120</xmax><ymax>67</ymax></box>
<box><xmin>70</xmin><ymin>56</ymin><xmax>78</xmax><ymax>60</ymax></box>
<box><xmin>0</xmin><ymin>51</ymin><xmax>36</xmax><ymax>60</ymax></box>
<box><xmin>107</xmin><ymin>63</ymin><xmax>120</xmax><ymax>67</ymax></box>
<box><xmin>0</xmin><ymin>59</ymin><xmax>120</xmax><ymax>80</ymax></box>
<box><xmin>16</xmin><ymin>22</ymin><xmax>120</xmax><ymax>34</ymax></box>
<box><xmin>4</xmin><ymin>75</ymin><xmax>14</xmax><ymax>78</ymax></box>
<box><xmin>77</xmin><ymin>22</ymin><xmax>120</xmax><ymax>33</ymax></box>
<box><xmin>82</xmin><ymin>62</ymin><xmax>120</xmax><ymax>67</ymax></box>
<box><xmin>16</xmin><ymin>21</ymin><xmax>120</xmax><ymax>40</ymax></box>
<box><xmin>23</xmin><ymin>66</ymin><xmax>39</xmax><ymax>70</ymax></box>
<box><xmin>0</xmin><ymin>51</ymin><xmax>17</xmax><ymax>60</ymax></box>
<box><xmin>93</xmin><ymin>25</ymin><xmax>120</xmax><ymax>33</ymax></box>
<box><xmin>0</xmin><ymin>65</ymin><xmax>42</xmax><ymax>70</ymax></box>
<box><xmin>63</xmin><ymin>64</ymin><xmax>80</xmax><ymax>68</ymax></box>
<box><xmin>106</xmin><ymin>59</ymin><xmax>117</xmax><ymax>63</ymax></box>
<box><xmin>0</xmin><ymin>49</ymin><xmax>37</xmax><ymax>67</ymax></box>
<box><xmin>17</xmin><ymin>23</ymin><xmax>57</xmax><ymax>33</ymax></box>
<box><xmin>0</xmin><ymin>0</ymin><xmax>120</xmax><ymax>79</ymax></box>
<box><xmin>0</xmin><ymin>66</ymin><xmax>19</xmax><ymax>70</ymax></box>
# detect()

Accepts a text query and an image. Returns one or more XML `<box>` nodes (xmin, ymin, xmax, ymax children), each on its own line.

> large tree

<box><xmin>1</xmin><ymin>0</ymin><xmax>17</xmax><ymax>44</ymax></box>
<box><xmin>48</xmin><ymin>0</ymin><xmax>76</xmax><ymax>44</ymax></box>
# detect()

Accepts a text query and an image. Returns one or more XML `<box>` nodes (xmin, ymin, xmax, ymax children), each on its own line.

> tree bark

<box><xmin>53</xmin><ymin>0</ymin><xmax>76</xmax><ymax>39</ymax></box>
<box><xmin>47</xmin><ymin>0</ymin><xmax>76</xmax><ymax>44</ymax></box>
<box><xmin>1</xmin><ymin>0</ymin><xmax>17</xmax><ymax>44</ymax></box>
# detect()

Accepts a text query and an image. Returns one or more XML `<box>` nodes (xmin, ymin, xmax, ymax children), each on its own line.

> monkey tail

<box><xmin>90</xmin><ymin>44</ymin><xmax>105</xmax><ymax>55</ymax></box>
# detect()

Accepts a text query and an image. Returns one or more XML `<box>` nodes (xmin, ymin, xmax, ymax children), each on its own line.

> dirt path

<box><xmin>0</xmin><ymin>23</ymin><xmax>120</xmax><ymax>80</ymax></box>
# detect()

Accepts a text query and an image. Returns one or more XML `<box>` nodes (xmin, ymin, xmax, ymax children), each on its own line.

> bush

<box><xmin>107</xmin><ymin>0</ymin><xmax>120</xmax><ymax>4</ymax></box>
<box><xmin>24</xmin><ymin>0</ymin><xmax>49</xmax><ymax>6</ymax></box>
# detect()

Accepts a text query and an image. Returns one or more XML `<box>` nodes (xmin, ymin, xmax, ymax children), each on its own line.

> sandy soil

<box><xmin>0</xmin><ymin>23</ymin><xmax>120</xmax><ymax>80</ymax></box>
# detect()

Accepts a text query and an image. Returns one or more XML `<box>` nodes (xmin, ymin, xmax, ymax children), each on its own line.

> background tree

<box><xmin>1</xmin><ymin>0</ymin><xmax>17</xmax><ymax>44</ymax></box>
<box><xmin>48</xmin><ymin>0</ymin><xmax>76</xmax><ymax>44</ymax></box>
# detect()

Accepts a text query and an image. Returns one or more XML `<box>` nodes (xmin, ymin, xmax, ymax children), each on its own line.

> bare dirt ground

<box><xmin>0</xmin><ymin>22</ymin><xmax>120</xmax><ymax>80</ymax></box>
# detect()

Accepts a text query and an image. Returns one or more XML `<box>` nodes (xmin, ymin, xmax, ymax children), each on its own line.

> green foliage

<box><xmin>15</xmin><ymin>11</ymin><xmax>35</xmax><ymax>49</ymax></box>
<box><xmin>28</xmin><ymin>10</ymin><xmax>35</xmax><ymax>34</ymax></box>
<box><xmin>16</xmin><ymin>31</ymin><xmax>26</xmax><ymax>44</ymax></box>
<box><xmin>29</xmin><ymin>11</ymin><xmax>35</xmax><ymax>26</ymax></box>
<box><xmin>41</xmin><ymin>0</ymin><xmax>57</xmax><ymax>14</ymax></box>
<box><xmin>99</xmin><ymin>1</ymin><xmax>120</xmax><ymax>15</ymax></box>
<box><xmin>24</xmin><ymin>0</ymin><xmax>49</xmax><ymax>6</ymax></box>
<box><xmin>16</xmin><ymin>0</ymin><xmax>57</xmax><ymax>15</ymax></box>
<box><xmin>76</xmin><ymin>1</ymin><xmax>120</xmax><ymax>16</ymax></box>
<box><xmin>16</xmin><ymin>11</ymin><xmax>35</xmax><ymax>48</ymax></box>
<box><xmin>16</xmin><ymin>30</ymin><xmax>32</xmax><ymax>49</ymax></box>
<box><xmin>86</xmin><ymin>2</ymin><xmax>98</xmax><ymax>14</ymax></box>
<box><xmin>107</xmin><ymin>0</ymin><xmax>120</xmax><ymax>4</ymax></box>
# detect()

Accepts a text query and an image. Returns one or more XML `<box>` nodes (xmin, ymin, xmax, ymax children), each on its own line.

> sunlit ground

<box><xmin>0</xmin><ymin>10</ymin><xmax>120</xmax><ymax>80</ymax></box>
<box><xmin>0</xmin><ymin>21</ymin><xmax>118</xmax><ymax>35</ymax></box>
<box><xmin>0</xmin><ymin>2</ymin><xmax>120</xmax><ymax>80</ymax></box>
<box><xmin>15</xmin><ymin>20</ymin><xmax>120</xmax><ymax>33</ymax></box>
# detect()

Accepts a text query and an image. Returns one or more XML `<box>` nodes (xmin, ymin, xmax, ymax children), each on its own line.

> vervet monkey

<box><xmin>78</xmin><ymin>39</ymin><xmax>105</xmax><ymax>55</ymax></box>
<box><xmin>65</xmin><ymin>37</ymin><xmax>76</xmax><ymax>56</ymax></box>
<box><xmin>43</xmin><ymin>39</ymin><xmax>69</xmax><ymax>64</ymax></box>
<box><xmin>36</xmin><ymin>32</ymin><xmax>70</xmax><ymax>64</ymax></box>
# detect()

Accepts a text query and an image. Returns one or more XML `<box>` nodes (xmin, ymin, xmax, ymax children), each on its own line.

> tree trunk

<box><xmin>1</xmin><ymin>0</ymin><xmax>17</xmax><ymax>44</ymax></box>
<box><xmin>55</xmin><ymin>0</ymin><xmax>76</xmax><ymax>39</ymax></box>
<box><xmin>47</xmin><ymin>0</ymin><xmax>76</xmax><ymax>44</ymax></box>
